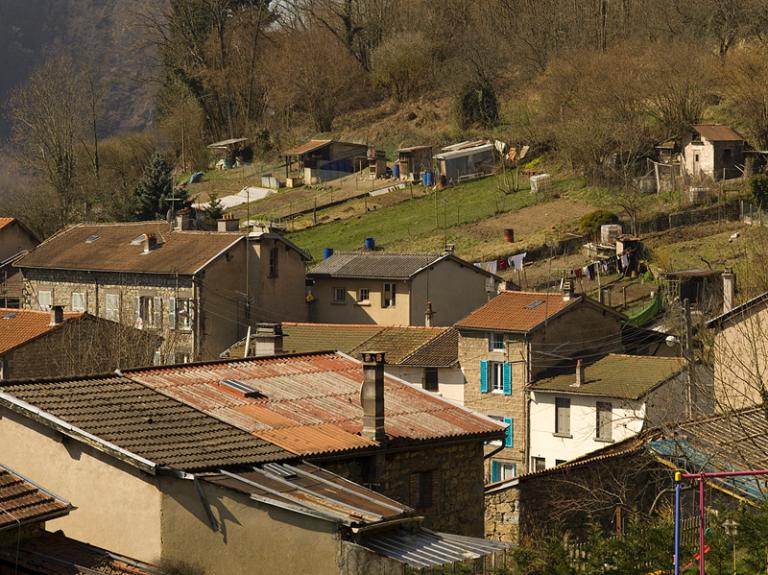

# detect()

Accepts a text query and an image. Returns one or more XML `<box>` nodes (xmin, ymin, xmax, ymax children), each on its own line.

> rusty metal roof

<box><xmin>127</xmin><ymin>352</ymin><xmax>504</xmax><ymax>456</ymax></box>
<box><xmin>0</xmin><ymin>463</ymin><xmax>73</xmax><ymax>531</ymax></box>
<box><xmin>0</xmin><ymin>531</ymin><xmax>162</xmax><ymax>575</ymax></box>
<box><xmin>283</xmin><ymin>139</ymin><xmax>333</xmax><ymax>156</ymax></box>
<box><xmin>0</xmin><ymin>308</ymin><xmax>84</xmax><ymax>355</ymax></box>
<box><xmin>0</xmin><ymin>375</ymin><xmax>291</xmax><ymax>472</ymax></box>
<box><xmin>455</xmin><ymin>290</ymin><xmax>578</xmax><ymax>332</ymax></box>
<box><xmin>16</xmin><ymin>222</ymin><xmax>243</xmax><ymax>275</ymax></box>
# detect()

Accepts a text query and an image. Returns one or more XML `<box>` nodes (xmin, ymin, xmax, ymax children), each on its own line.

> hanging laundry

<box><xmin>509</xmin><ymin>252</ymin><xmax>527</xmax><ymax>271</ymax></box>
<box><xmin>621</xmin><ymin>253</ymin><xmax>630</xmax><ymax>269</ymax></box>
<box><xmin>498</xmin><ymin>257</ymin><xmax>509</xmax><ymax>271</ymax></box>
<box><xmin>489</xmin><ymin>260</ymin><xmax>498</xmax><ymax>274</ymax></box>
<box><xmin>574</xmin><ymin>267</ymin><xmax>584</xmax><ymax>279</ymax></box>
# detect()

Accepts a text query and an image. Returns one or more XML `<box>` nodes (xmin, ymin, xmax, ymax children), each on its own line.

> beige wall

<box><xmin>160</xmin><ymin>477</ymin><xmax>342</xmax><ymax>575</ymax></box>
<box><xmin>712</xmin><ymin>306</ymin><xmax>768</xmax><ymax>411</ymax></box>
<box><xmin>0</xmin><ymin>407</ymin><xmax>163</xmax><ymax>563</ymax></box>
<box><xmin>386</xmin><ymin>365</ymin><xmax>465</xmax><ymax>404</ymax></box>
<box><xmin>310</xmin><ymin>278</ymin><xmax>411</xmax><ymax>325</ymax></box>
<box><xmin>250</xmin><ymin>238</ymin><xmax>309</xmax><ymax>324</ymax></box>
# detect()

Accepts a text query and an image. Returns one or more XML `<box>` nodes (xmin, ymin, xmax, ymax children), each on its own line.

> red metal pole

<box><xmin>699</xmin><ymin>478</ymin><xmax>705</xmax><ymax>575</ymax></box>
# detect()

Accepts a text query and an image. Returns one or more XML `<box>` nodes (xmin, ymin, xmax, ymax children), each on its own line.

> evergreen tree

<box><xmin>201</xmin><ymin>193</ymin><xmax>225</xmax><ymax>228</ymax></box>
<box><xmin>134</xmin><ymin>153</ymin><xmax>174</xmax><ymax>220</ymax></box>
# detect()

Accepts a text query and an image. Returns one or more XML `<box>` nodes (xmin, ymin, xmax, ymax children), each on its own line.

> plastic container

<box><xmin>393</xmin><ymin>163</ymin><xmax>400</xmax><ymax>179</ymax></box>
<box><xmin>364</xmin><ymin>237</ymin><xmax>376</xmax><ymax>251</ymax></box>
<box><xmin>323</xmin><ymin>247</ymin><xmax>334</xmax><ymax>259</ymax></box>
<box><xmin>422</xmin><ymin>170</ymin><xmax>434</xmax><ymax>187</ymax></box>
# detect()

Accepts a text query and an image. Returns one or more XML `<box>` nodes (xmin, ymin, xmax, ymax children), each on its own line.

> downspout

<box><xmin>193</xmin><ymin>273</ymin><xmax>201</xmax><ymax>361</ymax></box>
<box><xmin>524</xmin><ymin>333</ymin><xmax>531</xmax><ymax>474</ymax></box>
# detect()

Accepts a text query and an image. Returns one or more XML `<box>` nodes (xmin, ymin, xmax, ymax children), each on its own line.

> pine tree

<box><xmin>134</xmin><ymin>153</ymin><xmax>174</xmax><ymax>220</ymax></box>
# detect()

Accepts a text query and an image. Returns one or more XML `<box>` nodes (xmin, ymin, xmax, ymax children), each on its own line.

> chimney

<box><xmin>217</xmin><ymin>214</ymin><xmax>240</xmax><ymax>232</ymax></box>
<box><xmin>143</xmin><ymin>233</ymin><xmax>158</xmax><ymax>254</ymax></box>
<box><xmin>49</xmin><ymin>305</ymin><xmax>65</xmax><ymax>326</ymax></box>
<box><xmin>424</xmin><ymin>301</ymin><xmax>435</xmax><ymax>327</ymax></box>
<box><xmin>175</xmin><ymin>209</ymin><xmax>194</xmax><ymax>231</ymax></box>
<box><xmin>360</xmin><ymin>351</ymin><xmax>386</xmax><ymax>443</ymax></box>
<box><xmin>562</xmin><ymin>278</ymin><xmax>575</xmax><ymax>301</ymax></box>
<box><xmin>573</xmin><ymin>359</ymin><xmax>585</xmax><ymax>387</ymax></box>
<box><xmin>722</xmin><ymin>268</ymin><xmax>736</xmax><ymax>314</ymax></box>
<box><xmin>251</xmin><ymin>323</ymin><xmax>284</xmax><ymax>356</ymax></box>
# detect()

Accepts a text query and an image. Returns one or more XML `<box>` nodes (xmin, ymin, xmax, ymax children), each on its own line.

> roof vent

<box><xmin>525</xmin><ymin>299</ymin><xmax>544</xmax><ymax>309</ymax></box>
<box><xmin>85</xmin><ymin>234</ymin><xmax>99</xmax><ymax>243</ymax></box>
<box><xmin>220</xmin><ymin>379</ymin><xmax>262</xmax><ymax>398</ymax></box>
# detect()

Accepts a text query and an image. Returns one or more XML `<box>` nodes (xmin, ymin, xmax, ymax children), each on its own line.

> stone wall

<box><xmin>318</xmin><ymin>441</ymin><xmax>486</xmax><ymax>537</ymax></box>
<box><xmin>485</xmin><ymin>486</ymin><xmax>521</xmax><ymax>544</ymax></box>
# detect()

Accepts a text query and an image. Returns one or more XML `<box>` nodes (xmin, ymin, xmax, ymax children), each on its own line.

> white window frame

<box><xmin>38</xmin><ymin>290</ymin><xmax>52</xmax><ymax>311</ymax></box>
<box><xmin>357</xmin><ymin>288</ymin><xmax>370</xmax><ymax>304</ymax></box>
<box><xmin>382</xmin><ymin>282</ymin><xmax>396</xmax><ymax>308</ymax></box>
<box><xmin>138</xmin><ymin>296</ymin><xmax>162</xmax><ymax>329</ymax></box>
<box><xmin>104</xmin><ymin>293</ymin><xmax>120</xmax><ymax>322</ymax></box>
<box><xmin>71</xmin><ymin>291</ymin><xmax>86</xmax><ymax>312</ymax></box>
<box><xmin>487</xmin><ymin>415</ymin><xmax>505</xmax><ymax>446</ymax></box>
<box><xmin>489</xmin><ymin>332</ymin><xmax>505</xmax><ymax>351</ymax></box>
<box><xmin>176</xmin><ymin>298</ymin><xmax>192</xmax><ymax>330</ymax></box>
<box><xmin>489</xmin><ymin>361</ymin><xmax>504</xmax><ymax>393</ymax></box>
<box><xmin>332</xmin><ymin>287</ymin><xmax>346</xmax><ymax>304</ymax></box>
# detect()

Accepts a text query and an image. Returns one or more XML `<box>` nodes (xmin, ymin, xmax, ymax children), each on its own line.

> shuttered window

<box><xmin>596</xmin><ymin>401</ymin><xmax>613</xmax><ymax>440</ymax></box>
<box><xmin>479</xmin><ymin>360</ymin><xmax>489</xmax><ymax>393</ymax></box>
<box><xmin>502</xmin><ymin>363</ymin><xmax>512</xmax><ymax>395</ymax></box>
<box><xmin>555</xmin><ymin>397</ymin><xmax>571</xmax><ymax>436</ymax></box>
<box><xmin>503</xmin><ymin>417</ymin><xmax>514</xmax><ymax>448</ymax></box>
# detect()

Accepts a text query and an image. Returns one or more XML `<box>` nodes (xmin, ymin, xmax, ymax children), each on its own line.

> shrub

<box><xmin>455</xmin><ymin>81</ymin><xmax>499</xmax><ymax>129</ymax></box>
<box><xmin>579</xmin><ymin>210</ymin><xmax>619</xmax><ymax>236</ymax></box>
<box><xmin>750</xmin><ymin>174</ymin><xmax>768</xmax><ymax>208</ymax></box>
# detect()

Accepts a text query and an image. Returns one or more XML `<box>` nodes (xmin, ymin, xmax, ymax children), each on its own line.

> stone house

<box><xmin>681</xmin><ymin>124</ymin><xmax>745</xmax><ymax>181</ymax></box>
<box><xmin>706</xmin><ymin>290</ymin><xmax>768</xmax><ymax>411</ymax></box>
<box><xmin>528</xmin><ymin>354</ymin><xmax>689</xmax><ymax>471</ymax></box>
<box><xmin>308</xmin><ymin>251</ymin><xmax>500</xmax><ymax>326</ymax></box>
<box><xmin>455</xmin><ymin>289</ymin><xmax>626</xmax><ymax>481</ymax></box>
<box><xmin>0</xmin><ymin>306</ymin><xmax>161</xmax><ymax>380</ymax></box>
<box><xmin>16</xmin><ymin>220</ymin><xmax>309</xmax><ymax>362</ymax></box>
<box><xmin>224</xmin><ymin>322</ymin><xmax>465</xmax><ymax>403</ymax></box>
<box><xmin>0</xmin><ymin>217</ymin><xmax>38</xmax><ymax>308</ymax></box>
<box><xmin>0</xmin><ymin>359</ymin><xmax>505</xmax><ymax>574</ymax></box>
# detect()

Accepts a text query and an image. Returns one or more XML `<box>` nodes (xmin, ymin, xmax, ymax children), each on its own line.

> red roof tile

<box><xmin>0</xmin><ymin>463</ymin><xmax>72</xmax><ymax>530</ymax></box>
<box><xmin>455</xmin><ymin>291</ymin><xmax>577</xmax><ymax>332</ymax></box>
<box><xmin>0</xmin><ymin>219</ymin><xmax>14</xmax><ymax>231</ymax></box>
<box><xmin>0</xmin><ymin>308</ymin><xmax>83</xmax><ymax>355</ymax></box>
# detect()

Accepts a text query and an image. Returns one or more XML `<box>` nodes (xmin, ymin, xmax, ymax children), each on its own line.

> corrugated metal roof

<box><xmin>127</xmin><ymin>352</ymin><xmax>504</xmax><ymax>456</ymax></box>
<box><xmin>455</xmin><ymin>290</ymin><xmax>578</xmax><ymax>332</ymax></box>
<box><xmin>283</xmin><ymin>139</ymin><xmax>333</xmax><ymax>156</ymax></box>
<box><xmin>0</xmin><ymin>307</ymin><xmax>84</xmax><ymax>354</ymax></box>
<box><xmin>360</xmin><ymin>528</ymin><xmax>509</xmax><ymax>568</ymax></box>
<box><xmin>693</xmin><ymin>124</ymin><xmax>743</xmax><ymax>142</ymax></box>
<box><xmin>207</xmin><ymin>137</ymin><xmax>248</xmax><ymax>148</ymax></box>
<box><xmin>0</xmin><ymin>376</ymin><xmax>291</xmax><ymax>472</ymax></box>
<box><xmin>0</xmin><ymin>463</ymin><xmax>73</xmax><ymax>530</ymax></box>
<box><xmin>16</xmin><ymin>222</ymin><xmax>243</xmax><ymax>275</ymax></box>
<box><xmin>531</xmin><ymin>354</ymin><xmax>686</xmax><ymax>400</ymax></box>
<box><xmin>0</xmin><ymin>531</ymin><xmax>162</xmax><ymax>575</ymax></box>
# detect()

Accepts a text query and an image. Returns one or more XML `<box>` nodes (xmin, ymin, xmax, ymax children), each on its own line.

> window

<box><xmin>357</xmin><ymin>288</ymin><xmax>370</xmax><ymax>304</ymax></box>
<box><xmin>175</xmin><ymin>352</ymin><xmax>191</xmax><ymax>364</ymax></box>
<box><xmin>268</xmin><ymin>245</ymin><xmax>279</xmax><ymax>278</ymax></box>
<box><xmin>137</xmin><ymin>296</ymin><xmax>162</xmax><ymax>329</ymax></box>
<box><xmin>382</xmin><ymin>282</ymin><xmax>396</xmax><ymax>308</ymax></box>
<box><xmin>489</xmin><ymin>332</ymin><xmax>505</xmax><ymax>351</ymax></box>
<box><xmin>38</xmin><ymin>290</ymin><xmax>52</xmax><ymax>311</ymax></box>
<box><xmin>410</xmin><ymin>470</ymin><xmax>435</xmax><ymax>509</ymax></box>
<box><xmin>555</xmin><ymin>397</ymin><xmax>571</xmax><ymax>436</ymax></box>
<box><xmin>555</xmin><ymin>459</ymin><xmax>566</xmax><ymax>466</ymax></box>
<box><xmin>424</xmin><ymin>367</ymin><xmax>438</xmax><ymax>392</ymax></box>
<box><xmin>723</xmin><ymin>148</ymin><xmax>733</xmax><ymax>162</ymax></box>
<box><xmin>104</xmin><ymin>293</ymin><xmax>119</xmax><ymax>322</ymax></box>
<box><xmin>480</xmin><ymin>360</ymin><xmax>511</xmax><ymax>395</ymax></box>
<box><xmin>332</xmin><ymin>287</ymin><xmax>346</xmax><ymax>304</ymax></box>
<box><xmin>71</xmin><ymin>292</ymin><xmax>86</xmax><ymax>312</ymax></box>
<box><xmin>490</xmin><ymin>362</ymin><xmax>504</xmax><ymax>391</ymax></box>
<box><xmin>176</xmin><ymin>298</ymin><xmax>192</xmax><ymax>330</ymax></box>
<box><xmin>491</xmin><ymin>460</ymin><xmax>517</xmax><ymax>482</ymax></box>
<box><xmin>596</xmin><ymin>401</ymin><xmax>613</xmax><ymax>441</ymax></box>
<box><xmin>531</xmin><ymin>457</ymin><xmax>546</xmax><ymax>472</ymax></box>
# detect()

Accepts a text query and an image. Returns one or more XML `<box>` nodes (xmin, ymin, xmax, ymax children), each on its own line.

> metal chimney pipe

<box><xmin>49</xmin><ymin>305</ymin><xmax>65</xmax><ymax>326</ymax></box>
<box><xmin>360</xmin><ymin>351</ymin><xmax>386</xmax><ymax>442</ymax></box>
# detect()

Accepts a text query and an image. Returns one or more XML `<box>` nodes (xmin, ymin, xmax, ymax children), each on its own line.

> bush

<box><xmin>455</xmin><ymin>81</ymin><xmax>499</xmax><ymax>129</ymax></box>
<box><xmin>372</xmin><ymin>31</ymin><xmax>434</xmax><ymax>102</ymax></box>
<box><xmin>579</xmin><ymin>210</ymin><xmax>619</xmax><ymax>236</ymax></box>
<box><xmin>750</xmin><ymin>174</ymin><xmax>768</xmax><ymax>207</ymax></box>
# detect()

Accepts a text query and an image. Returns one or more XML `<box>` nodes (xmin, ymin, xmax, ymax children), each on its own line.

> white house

<box><xmin>527</xmin><ymin>354</ymin><xmax>688</xmax><ymax>471</ymax></box>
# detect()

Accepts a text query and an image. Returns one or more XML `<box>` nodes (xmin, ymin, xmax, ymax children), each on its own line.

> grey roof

<box><xmin>309</xmin><ymin>252</ymin><xmax>495</xmax><ymax>280</ymax></box>
<box><xmin>706</xmin><ymin>291</ymin><xmax>768</xmax><ymax>329</ymax></box>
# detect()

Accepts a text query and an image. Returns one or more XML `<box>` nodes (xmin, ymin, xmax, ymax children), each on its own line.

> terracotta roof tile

<box><xmin>283</xmin><ymin>323</ymin><xmax>382</xmax><ymax>354</ymax></box>
<box><xmin>348</xmin><ymin>326</ymin><xmax>452</xmax><ymax>364</ymax></box>
<box><xmin>400</xmin><ymin>328</ymin><xmax>459</xmax><ymax>367</ymax></box>
<box><xmin>0</xmin><ymin>463</ymin><xmax>72</xmax><ymax>530</ymax></box>
<box><xmin>16</xmin><ymin>222</ymin><xmax>243</xmax><ymax>275</ymax></box>
<box><xmin>455</xmin><ymin>291</ymin><xmax>576</xmax><ymax>332</ymax></box>
<box><xmin>0</xmin><ymin>308</ymin><xmax>83</xmax><ymax>354</ymax></box>
<box><xmin>0</xmin><ymin>219</ymin><xmax>14</xmax><ymax>231</ymax></box>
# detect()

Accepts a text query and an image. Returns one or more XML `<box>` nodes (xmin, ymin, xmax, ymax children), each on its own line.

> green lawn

<box><xmin>288</xmin><ymin>174</ymin><xmax>585</xmax><ymax>260</ymax></box>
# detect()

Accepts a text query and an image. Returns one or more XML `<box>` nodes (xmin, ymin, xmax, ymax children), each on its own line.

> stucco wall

<box><xmin>160</xmin><ymin>477</ymin><xmax>342</xmax><ymax>575</ymax></box>
<box><xmin>309</xmin><ymin>278</ymin><xmax>411</xmax><ymax>325</ymax></box>
<box><xmin>385</xmin><ymin>365</ymin><xmax>465</xmax><ymax>404</ymax></box>
<box><xmin>0</xmin><ymin>407</ymin><xmax>163</xmax><ymax>563</ymax></box>
<box><xmin>250</xmin><ymin>238</ymin><xmax>309</xmax><ymax>323</ymax></box>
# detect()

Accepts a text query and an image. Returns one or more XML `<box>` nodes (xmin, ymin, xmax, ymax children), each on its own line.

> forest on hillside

<box><xmin>5</xmin><ymin>0</ymin><xmax>768</xmax><ymax>236</ymax></box>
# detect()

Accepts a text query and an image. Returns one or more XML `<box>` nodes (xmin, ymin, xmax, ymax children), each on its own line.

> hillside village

<box><xmin>5</xmin><ymin>1</ymin><xmax>768</xmax><ymax>574</ymax></box>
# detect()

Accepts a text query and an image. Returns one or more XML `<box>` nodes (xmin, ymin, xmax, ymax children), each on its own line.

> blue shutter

<box><xmin>491</xmin><ymin>461</ymin><xmax>500</xmax><ymax>483</ymax></box>
<box><xmin>503</xmin><ymin>363</ymin><xmax>512</xmax><ymax>395</ymax></box>
<box><xmin>479</xmin><ymin>360</ymin><xmax>489</xmax><ymax>393</ymax></box>
<box><xmin>504</xmin><ymin>417</ymin><xmax>514</xmax><ymax>448</ymax></box>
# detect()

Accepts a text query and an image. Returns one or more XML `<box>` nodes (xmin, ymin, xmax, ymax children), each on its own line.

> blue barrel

<box><xmin>323</xmin><ymin>247</ymin><xmax>334</xmax><ymax>259</ymax></box>
<box><xmin>423</xmin><ymin>170</ymin><xmax>433</xmax><ymax>186</ymax></box>
<box><xmin>393</xmin><ymin>163</ymin><xmax>400</xmax><ymax>178</ymax></box>
<box><xmin>364</xmin><ymin>237</ymin><xmax>376</xmax><ymax>251</ymax></box>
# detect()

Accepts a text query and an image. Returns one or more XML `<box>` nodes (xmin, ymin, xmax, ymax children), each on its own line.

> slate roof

<box><xmin>0</xmin><ymin>531</ymin><xmax>162</xmax><ymax>575</ymax></box>
<box><xmin>530</xmin><ymin>354</ymin><xmax>686</xmax><ymax>400</ymax></box>
<box><xmin>16</xmin><ymin>222</ymin><xmax>243</xmax><ymax>275</ymax></box>
<box><xmin>310</xmin><ymin>252</ymin><xmax>445</xmax><ymax>279</ymax></box>
<box><xmin>693</xmin><ymin>124</ymin><xmax>744</xmax><ymax>142</ymax></box>
<box><xmin>0</xmin><ymin>376</ymin><xmax>291</xmax><ymax>472</ymax></box>
<box><xmin>0</xmin><ymin>308</ymin><xmax>84</xmax><ymax>355</ymax></box>
<box><xmin>455</xmin><ymin>291</ymin><xmax>580</xmax><ymax>332</ymax></box>
<box><xmin>127</xmin><ymin>352</ymin><xmax>504</xmax><ymax>457</ymax></box>
<box><xmin>0</xmin><ymin>463</ymin><xmax>73</xmax><ymax>530</ymax></box>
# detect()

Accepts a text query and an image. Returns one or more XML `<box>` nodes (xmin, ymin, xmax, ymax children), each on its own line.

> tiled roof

<box><xmin>0</xmin><ymin>463</ymin><xmax>72</xmax><ymax>530</ymax></box>
<box><xmin>455</xmin><ymin>291</ymin><xmax>578</xmax><ymax>332</ymax></box>
<box><xmin>400</xmin><ymin>328</ymin><xmax>459</xmax><ymax>367</ymax></box>
<box><xmin>0</xmin><ymin>218</ymin><xmax>14</xmax><ymax>231</ymax></box>
<box><xmin>0</xmin><ymin>376</ymin><xmax>291</xmax><ymax>472</ymax></box>
<box><xmin>0</xmin><ymin>308</ymin><xmax>84</xmax><ymax>355</ymax></box>
<box><xmin>283</xmin><ymin>323</ymin><xmax>382</xmax><ymax>354</ymax></box>
<box><xmin>283</xmin><ymin>139</ymin><xmax>333</xmax><ymax>156</ymax></box>
<box><xmin>530</xmin><ymin>354</ymin><xmax>686</xmax><ymax>400</ymax></box>
<box><xmin>0</xmin><ymin>531</ymin><xmax>161</xmax><ymax>575</ymax></box>
<box><xmin>693</xmin><ymin>124</ymin><xmax>743</xmax><ymax>142</ymax></box>
<box><xmin>348</xmin><ymin>326</ymin><xmax>455</xmax><ymax>365</ymax></box>
<box><xmin>309</xmin><ymin>252</ymin><xmax>445</xmax><ymax>279</ymax></box>
<box><xmin>127</xmin><ymin>352</ymin><xmax>504</xmax><ymax>457</ymax></box>
<box><xmin>16</xmin><ymin>222</ymin><xmax>243</xmax><ymax>275</ymax></box>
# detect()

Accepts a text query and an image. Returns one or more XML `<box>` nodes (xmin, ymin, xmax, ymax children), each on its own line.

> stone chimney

<box><xmin>722</xmin><ymin>268</ymin><xmax>736</xmax><ymax>314</ymax></box>
<box><xmin>175</xmin><ymin>209</ymin><xmax>194</xmax><ymax>231</ymax></box>
<box><xmin>217</xmin><ymin>214</ymin><xmax>240</xmax><ymax>232</ymax></box>
<box><xmin>424</xmin><ymin>301</ymin><xmax>435</xmax><ymax>327</ymax></box>
<box><xmin>49</xmin><ymin>305</ymin><xmax>65</xmax><ymax>326</ymax></box>
<box><xmin>573</xmin><ymin>359</ymin><xmax>585</xmax><ymax>387</ymax></box>
<box><xmin>251</xmin><ymin>323</ymin><xmax>284</xmax><ymax>356</ymax></box>
<box><xmin>143</xmin><ymin>233</ymin><xmax>159</xmax><ymax>254</ymax></box>
<box><xmin>360</xmin><ymin>351</ymin><xmax>386</xmax><ymax>443</ymax></box>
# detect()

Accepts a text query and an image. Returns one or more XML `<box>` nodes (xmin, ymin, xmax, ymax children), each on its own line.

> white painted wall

<box><xmin>528</xmin><ymin>391</ymin><xmax>646</xmax><ymax>469</ymax></box>
<box><xmin>385</xmin><ymin>366</ymin><xmax>465</xmax><ymax>404</ymax></box>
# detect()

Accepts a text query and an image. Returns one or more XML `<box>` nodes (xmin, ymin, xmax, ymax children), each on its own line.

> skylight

<box><xmin>1</xmin><ymin>312</ymin><xmax>17</xmax><ymax>319</ymax></box>
<box><xmin>130</xmin><ymin>233</ymin><xmax>147</xmax><ymax>245</ymax></box>
<box><xmin>85</xmin><ymin>234</ymin><xmax>100</xmax><ymax>243</ymax></box>
<box><xmin>220</xmin><ymin>379</ymin><xmax>261</xmax><ymax>398</ymax></box>
<box><xmin>525</xmin><ymin>300</ymin><xmax>545</xmax><ymax>309</ymax></box>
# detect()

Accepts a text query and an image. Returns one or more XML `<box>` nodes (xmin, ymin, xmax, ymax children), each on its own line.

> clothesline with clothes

<box><xmin>474</xmin><ymin>252</ymin><xmax>528</xmax><ymax>275</ymax></box>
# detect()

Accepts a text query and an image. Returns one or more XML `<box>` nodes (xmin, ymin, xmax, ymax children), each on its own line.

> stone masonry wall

<box><xmin>485</xmin><ymin>487</ymin><xmax>521</xmax><ymax>544</ymax></box>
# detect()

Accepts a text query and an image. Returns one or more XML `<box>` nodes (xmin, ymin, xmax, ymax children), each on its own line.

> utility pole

<box><xmin>683</xmin><ymin>298</ymin><xmax>695</xmax><ymax>418</ymax></box>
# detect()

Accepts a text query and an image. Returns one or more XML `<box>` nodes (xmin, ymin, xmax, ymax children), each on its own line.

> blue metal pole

<box><xmin>674</xmin><ymin>471</ymin><xmax>682</xmax><ymax>575</ymax></box>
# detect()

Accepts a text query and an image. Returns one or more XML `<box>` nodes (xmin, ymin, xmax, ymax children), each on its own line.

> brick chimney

<box><xmin>360</xmin><ymin>351</ymin><xmax>386</xmax><ymax>443</ymax></box>
<box><xmin>217</xmin><ymin>214</ymin><xmax>240</xmax><ymax>232</ymax></box>
<box><xmin>722</xmin><ymin>268</ymin><xmax>736</xmax><ymax>314</ymax></box>
<box><xmin>49</xmin><ymin>305</ymin><xmax>65</xmax><ymax>326</ymax></box>
<box><xmin>573</xmin><ymin>359</ymin><xmax>585</xmax><ymax>387</ymax></box>
<box><xmin>251</xmin><ymin>323</ymin><xmax>284</xmax><ymax>356</ymax></box>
